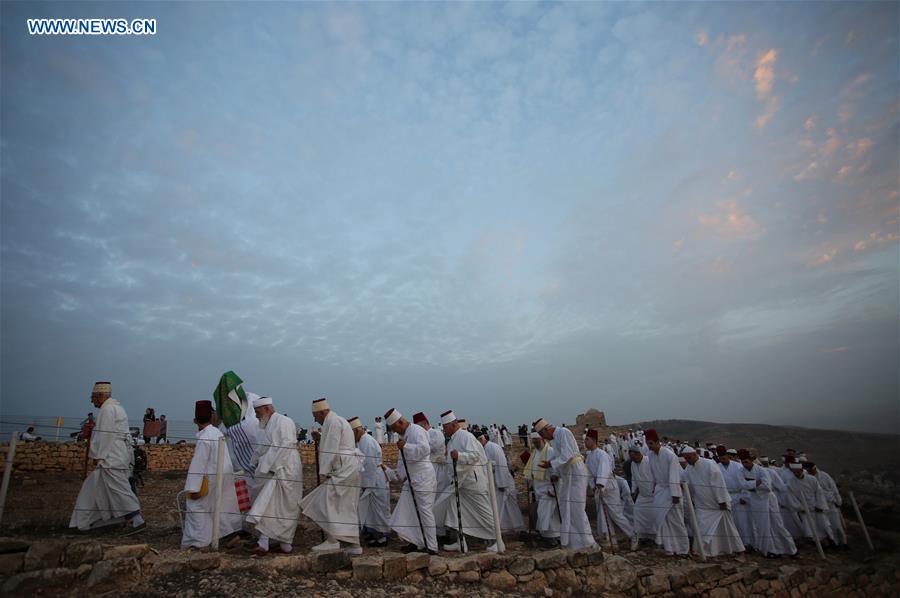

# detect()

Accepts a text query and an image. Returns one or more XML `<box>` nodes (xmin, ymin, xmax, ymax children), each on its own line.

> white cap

<box><xmin>726</xmin><ymin>448</ymin><xmax>738</xmax><ymax>455</ymax></box>
<box><xmin>385</xmin><ymin>408</ymin><xmax>402</xmax><ymax>426</ymax></box>
<box><xmin>440</xmin><ymin>410</ymin><xmax>456</xmax><ymax>425</ymax></box>
<box><xmin>680</xmin><ymin>445</ymin><xmax>696</xmax><ymax>455</ymax></box>
<box><xmin>533</xmin><ymin>418</ymin><xmax>549</xmax><ymax>433</ymax></box>
<box><xmin>530</xmin><ymin>432</ymin><xmax>541</xmax><ymax>440</ymax></box>
<box><xmin>348</xmin><ymin>416</ymin><xmax>362</xmax><ymax>430</ymax></box>
<box><xmin>253</xmin><ymin>396</ymin><xmax>273</xmax><ymax>408</ymax></box>
<box><xmin>789</xmin><ymin>463</ymin><xmax>803</xmax><ymax>470</ymax></box>
<box><xmin>312</xmin><ymin>398</ymin><xmax>329</xmax><ymax>413</ymax></box>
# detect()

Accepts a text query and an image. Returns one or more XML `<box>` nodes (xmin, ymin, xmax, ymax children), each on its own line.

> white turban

<box><xmin>440</xmin><ymin>410</ymin><xmax>456</xmax><ymax>425</ymax></box>
<box><xmin>253</xmin><ymin>396</ymin><xmax>273</xmax><ymax>408</ymax></box>
<box><xmin>385</xmin><ymin>409</ymin><xmax>402</xmax><ymax>426</ymax></box>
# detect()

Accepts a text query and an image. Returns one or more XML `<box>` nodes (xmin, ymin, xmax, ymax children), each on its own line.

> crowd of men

<box><xmin>69</xmin><ymin>378</ymin><xmax>850</xmax><ymax>561</ymax></box>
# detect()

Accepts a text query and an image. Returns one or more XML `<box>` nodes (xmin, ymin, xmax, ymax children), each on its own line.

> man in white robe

<box><xmin>680</xmin><ymin>446</ymin><xmax>744</xmax><ymax>556</ymax></box>
<box><xmin>628</xmin><ymin>442</ymin><xmax>656</xmax><ymax>542</ymax></box>
<box><xmin>524</xmin><ymin>432</ymin><xmax>560</xmax><ymax>549</ymax></box>
<box><xmin>386</xmin><ymin>408</ymin><xmax>438</xmax><ymax>554</ymax></box>
<box><xmin>808</xmin><ymin>464</ymin><xmax>847</xmax><ymax>547</ymax></box>
<box><xmin>300</xmin><ymin>398</ymin><xmax>361</xmax><ymax>554</ymax></box>
<box><xmin>478</xmin><ymin>432</ymin><xmax>525</xmax><ymax>533</ymax></box>
<box><xmin>182</xmin><ymin>401</ymin><xmax>243</xmax><ymax>549</ymax></box>
<box><xmin>617</xmin><ymin>475</ymin><xmax>634</xmax><ymax>522</ymax></box>
<box><xmin>535</xmin><ymin>418</ymin><xmax>597</xmax><ymax>550</ymax></box>
<box><xmin>414</xmin><ymin>412</ymin><xmax>452</xmax><ymax>539</ymax></box>
<box><xmin>645</xmin><ymin>429</ymin><xmax>689</xmax><ymax>555</ymax></box>
<box><xmin>245</xmin><ymin>396</ymin><xmax>303</xmax><ymax>555</ymax></box>
<box><xmin>437</xmin><ymin>411</ymin><xmax>498</xmax><ymax>552</ymax></box>
<box><xmin>585</xmin><ymin>430</ymin><xmax>637</xmax><ymax>549</ymax></box>
<box><xmin>70</xmin><ymin>381</ymin><xmax>145</xmax><ymax>533</ymax></box>
<box><xmin>374</xmin><ymin>417</ymin><xmax>385</xmax><ymax>444</ymax></box>
<box><xmin>738</xmin><ymin>450</ymin><xmax>797</xmax><ymax>557</ymax></box>
<box><xmin>785</xmin><ymin>462</ymin><xmax>835</xmax><ymax>546</ymax></box>
<box><xmin>350</xmin><ymin>417</ymin><xmax>391</xmax><ymax>547</ymax></box>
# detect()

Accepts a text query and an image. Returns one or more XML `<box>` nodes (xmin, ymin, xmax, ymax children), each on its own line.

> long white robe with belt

<box><xmin>630</xmin><ymin>458</ymin><xmax>656</xmax><ymax>539</ymax></box>
<box><xmin>300</xmin><ymin>411</ymin><xmax>360</xmax><ymax>545</ymax></box>
<box><xmin>357</xmin><ymin>432</ymin><xmax>391</xmax><ymax>533</ymax></box>
<box><xmin>785</xmin><ymin>472</ymin><xmax>834</xmax><ymax>543</ymax></box>
<box><xmin>246</xmin><ymin>412</ymin><xmax>303</xmax><ymax>544</ymax></box>
<box><xmin>439</xmin><ymin>428</ymin><xmax>496</xmax><ymax>540</ymax></box>
<box><xmin>525</xmin><ymin>444</ymin><xmax>560</xmax><ymax>538</ymax></box>
<box><xmin>70</xmin><ymin>399</ymin><xmax>141</xmax><ymax>530</ymax></box>
<box><xmin>390</xmin><ymin>423</ymin><xmax>438</xmax><ymax>551</ymax></box>
<box><xmin>427</xmin><ymin>427</ymin><xmax>452</xmax><ymax>535</ymax></box>
<box><xmin>721</xmin><ymin>460</ymin><xmax>753</xmax><ymax>546</ymax></box>
<box><xmin>587</xmin><ymin>448</ymin><xmax>634</xmax><ymax>541</ymax></box>
<box><xmin>182</xmin><ymin>425</ymin><xmax>243</xmax><ymax>547</ymax></box>
<box><xmin>648</xmin><ymin>446</ymin><xmax>689</xmax><ymax>554</ymax></box>
<box><xmin>813</xmin><ymin>470</ymin><xmax>846</xmax><ymax>545</ymax></box>
<box><xmin>484</xmin><ymin>440</ymin><xmax>525</xmax><ymax>533</ymax></box>
<box><xmin>682</xmin><ymin>457</ymin><xmax>744</xmax><ymax>556</ymax></box>
<box><xmin>549</xmin><ymin>426</ymin><xmax>596</xmax><ymax>550</ymax></box>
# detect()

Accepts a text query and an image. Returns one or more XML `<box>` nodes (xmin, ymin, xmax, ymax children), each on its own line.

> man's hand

<box><xmin>451</xmin><ymin>450</ymin><xmax>459</xmax><ymax>461</ymax></box>
<box><xmin>397</xmin><ymin>439</ymin><xmax>406</xmax><ymax>450</ymax></box>
<box><xmin>719</xmin><ymin>502</ymin><xmax>728</xmax><ymax>510</ymax></box>
<box><xmin>672</xmin><ymin>496</ymin><xmax>681</xmax><ymax>505</ymax></box>
<box><xmin>538</xmin><ymin>460</ymin><xmax>551</xmax><ymax>469</ymax></box>
<box><xmin>312</xmin><ymin>430</ymin><xmax>321</xmax><ymax>442</ymax></box>
<box><xmin>189</xmin><ymin>491</ymin><xmax>202</xmax><ymax>501</ymax></box>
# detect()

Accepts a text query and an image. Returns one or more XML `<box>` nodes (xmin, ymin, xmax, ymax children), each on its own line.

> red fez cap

<box><xmin>783</xmin><ymin>455</ymin><xmax>795</xmax><ymax>463</ymax></box>
<box><xmin>737</xmin><ymin>448</ymin><xmax>751</xmax><ymax>460</ymax></box>
<box><xmin>519</xmin><ymin>450</ymin><xmax>531</xmax><ymax>465</ymax></box>
<box><xmin>644</xmin><ymin>428</ymin><xmax>660</xmax><ymax>442</ymax></box>
<box><xmin>716</xmin><ymin>445</ymin><xmax>727</xmax><ymax>456</ymax></box>
<box><xmin>586</xmin><ymin>429</ymin><xmax>599</xmax><ymax>441</ymax></box>
<box><xmin>412</xmin><ymin>412</ymin><xmax>428</xmax><ymax>424</ymax></box>
<box><xmin>195</xmin><ymin>400</ymin><xmax>213</xmax><ymax>420</ymax></box>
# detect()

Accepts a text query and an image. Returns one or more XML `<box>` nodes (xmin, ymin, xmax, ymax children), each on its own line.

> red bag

<box><xmin>234</xmin><ymin>479</ymin><xmax>251</xmax><ymax>512</ymax></box>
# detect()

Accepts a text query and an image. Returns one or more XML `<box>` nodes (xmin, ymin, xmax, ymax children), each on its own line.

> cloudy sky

<box><xmin>2</xmin><ymin>2</ymin><xmax>897</xmax><ymax>435</ymax></box>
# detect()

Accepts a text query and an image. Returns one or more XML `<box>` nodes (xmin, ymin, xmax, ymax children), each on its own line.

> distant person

<box><xmin>75</xmin><ymin>413</ymin><xmax>95</xmax><ymax>441</ymax></box>
<box><xmin>645</xmin><ymin>428</ymin><xmax>689</xmax><ymax>555</ymax></box>
<box><xmin>157</xmin><ymin>415</ymin><xmax>168</xmax><ymax>444</ymax></box>
<box><xmin>143</xmin><ymin>408</ymin><xmax>157</xmax><ymax>443</ymax></box>
<box><xmin>806</xmin><ymin>463</ymin><xmax>847</xmax><ymax>548</ymax></box>
<box><xmin>785</xmin><ymin>462</ymin><xmax>836</xmax><ymax>547</ymax></box>
<box><xmin>19</xmin><ymin>427</ymin><xmax>40</xmax><ymax>442</ymax></box>
<box><xmin>374</xmin><ymin>416</ymin><xmax>384</xmax><ymax>444</ymax></box>
<box><xmin>679</xmin><ymin>446</ymin><xmax>744</xmax><ymax>556</ymax></box>
<box><xmin>70</xmin><ymin>381</ymin><xmax>145</xmax><ymax>534</ymax></box>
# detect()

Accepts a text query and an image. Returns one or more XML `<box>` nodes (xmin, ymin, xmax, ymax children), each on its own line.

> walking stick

<box><xmin>82</xmin><ymin>434</ymin><xmax>92</xmax><ymax>480</ymax></box>
<box><xmin>452</xmin><ymin>457</ymin><xmax>468</xmax><ymax>553</ymax></box>
<box><xmin>549</xmin><ymin>476</ymin><xmax>563</xmax><ymax>524</ymax></box>
<box><xmin>596</xmin><ymin>487</ymin><xmax>615</xmax><ymax>551</ymax></box>
<box><xmin>849</xmin><ymin>491</ymin><xmax>874</xmax><ymax>552</ymax></box>
<box><xmin>314</xmin><ymin>439</ymin><xmax>324</xmax><ymax>541</ymax></box>
<box><xmin>798</xmin><ymin>490</ymin><xmax>826</xmax><ymax>560</ymax></box>
<box><xmin>400</xmin><ymin>445</ymin><xmax>428</xmax><ymax>550</ymax></box>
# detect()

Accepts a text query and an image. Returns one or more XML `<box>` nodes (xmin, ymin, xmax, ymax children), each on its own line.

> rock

<box><xmin>269</xmin><ymin>555</ymin><xmax>308</xmax><ymax>574</ymax></box>
<box><xmin>189</xmin><ymin>553</ymin><xmax>221</xmax><ymax>571</ymax></box>
<box><xmin>720</xmin><ymin>573</ymin><xmax>743</xmax><ymax>586</ymax></box>
<box><xmin>708</xmin><ymin>589</ymin><xmax>730</xmax><ymax>598</ymax></box>
<box><xmin>601</xmin><ymin>555</ymin><xmax>637</xmax><ymax>592</ymax></box>
<box><xmin>405</xmin><ymin>572</ymin><xmax>424</xmax><ymax>584</ymax></box>
<box><xmin>383</xmin><ymin>554</ymin><xmax>407</xmax><ymax>580</ymax></box>
<box><xmin>0</xmin><ymin>552</ymin><xmax>24</xmax><ymax>575</ymax></box>
<box><xmin>405</xmin><ymin>552</ymin><xmax>430</xmax><ymax>572</ymax></box>
<box><xmin>584</xmin><ymin>564</ymin><xmax>607</xmax><ymax>592</ymax></box>
<box><xmin>103</xmin><ymin>543</ymin><xmax>149</xmax><ymax>560</ymax></box>
<box><xmin>508</xmin><ymin>556</ymin><xmax>536</xmax><ymax>575</ymax></box>
<box><xmin>313</xmin><ymin>550</ymin><xmax>350</xmax><ymax>573</ymax></box>
<box><xmin>551</xmin><ymin>567</ymin><xmax>579</xmax><ymax>590</ymax></box>
<box><xmin>149</xmin><ymin>557</ymin><xmax>190</xmax><ymax>577</ymax></box>
<box><xmin>74</xmin><ymin>563</ymin><xmax>93</xmax><ymax>579</ymax></box>
<box><xmin>447</xmin><ymin>555</ymin><xmax>480</xmax><ymax>573</ymax></box>
<box><xmin>669</xmin><ymin>572</ymin><xmax>688</xmax><ymax>590</ymax></box>
<box><xmin>457</xmin><ymin>570</ymin><xmax>480</xmax><ymax>583</ymax></box>
<box><xmin>65</xmin><ymin>541</ymin><xmax>103</xmax><ymax>566</ymax></box>
<box><xmin>87</xmin><ymin>558</ymin><xmax>141</xmax><ymax>589</ymax></box>
<box><xmin>335</xmin><ymin>570</ymin><xmax>352</xmax><ymax>581</ymax></box>
<box><xmin>485</xmin><ymin>569</ymin><xmax>517</xmax><ymax>591</ymax></box>
<box><xmin>476</xmin><ymin>553</ymin><xmax>497</xmax><ymax>570</ymax></box>
<box><xmin>353</xmin><ymin>556</ymin><xmax>383</xmax><ymax>581</ymax></box>
<box><xmin>534</xmin><ymin>550</ymin><xmax>567</xmax><ymax>570</ymax></box>
<box><xmin>519</xmin><ymin>570</ymin><xmax>549</xmax><ymax>595</ymax></box>
<box><xmin>428</xmin><ymin>557</ymin><xmax>448</xmax><ymax>576</ymax></box>
<box><xmin>566</xmin><ymin>547</ymin><xmax>599</xmax><ymax>568</ymax></box>
<box><xmin>0</xmin><ymin>538</ymin><xmax>30</xmax><ymax>554</ymax></box>
<box><xmin>489</xmin><ymin>554</ymin><xmax>510</xmax><ymax>570</ymax></box>
<box><xmin>23</xmin><ymin>540</ymin><xmax>65</xmax><ymax>571</ymax></box>
<box><xmin>646</xmin><ymin>572</ymin><xmax>670</xmax><ymax>594</ymax></box>
<box><xmin>2</xmin><ymin>567</ymin><xmax>76</xmax><ymax>593</ymax></box>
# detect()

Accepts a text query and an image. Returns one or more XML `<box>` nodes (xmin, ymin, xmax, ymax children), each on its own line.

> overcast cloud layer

<box><xmin>2</xmin><ymin>2</ymin><xmax>898</xmax><ymax>434</ymax></box>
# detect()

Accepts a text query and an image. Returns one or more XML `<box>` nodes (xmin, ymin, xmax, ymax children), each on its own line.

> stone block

<box><xmin>87</xmin><ymin>558</ymin><xmax>141</xmax><ymax>589</ymax></box>
<box><xmin>406</xmin><ymin>571</ymin><xmax>424</xmax><ymax>584</ymax></box>
<box><xmin>447</xmin><ymin>555</ymin><xmax>480</xmax><ymax>572</ymax></box>
<box><xmin>428</xmin><ymin>557</ymin><xmax>448</xmax><ymax>576</ymax></box>
<box><xmin>335</xmin><ymin>570</ymin><xmax>352</xmax><ymax>581</ymax></box>
<box><xmin>602</xmin><ymin>555</ymin><xmax>637</xmax><ymax>592</ymax></box>
<box><xmin>490</xmin><ymin>553</ymin><xmax>511</xmax><ymax>570</ymax></box>
<box><xmin>721</xmin><ymin>573</ymin><xmax>743</xmax><ymax>586</ymax></box>
<box><xmin>708</xmin><ymin>588</ymin><xmax>730</xmax><ymax>598</ymax></box>
<box><xmin>269</xmin><ymin>555</ymin><xmax>308</xmax><ymax>573</ymax></box>
<box><xmin>534</xmin><ymin>549</ymin><xmax>567</xmax><ymax>570</ymax></box>
<box><xmin>485</xmin><ymin>569</ymin><xmax>517</xmax><ymax>591</ymax></box>
<box><xmin>2</xmin><ymin>567</ymin><xmax>76</xmax><ymax>593</ymax></box>
<box><xmin>352</xmin><ymin>556</ymin><xmax>383</xmax><ymax>581</ymax></box>
<box><xmin>508</xmin><ymin>556</ymin><xmax>536</xmax><ymax>575</ymax></box>
<box><xmin>0</xmin><ymin>552</ymin><xmax>24</xmax><ymax>575</ymax></box>
<box><xmin>669</xmin><ymin>572</ymin><xmax>688</xmax><ymax>590</ymax></box>
<box><xmin>189</xmin><ymin>553</ymin><xmax>221</xmax><ymax>571</ymax></box>
<box><xmin>405</xmin><ymin>552</ymin><xmax>430</xmax><ymax>572</ymax></box>
<box><xmin>646</xmin><ymin>572</ymin><xmax>670</xmax><ymax>594</ymax></box>
<box><xmin>0</xmin><ymin>538</ymin><xmax>30</xmax><ymax>554</ymax></box>
<box><xmin>551</xmin><ymin>567</ymin><xmax>579</xmax><ymax>590</ymax></box>
<box><xmin>751</xmin><ymin>579</ymin><xmax>769</xmax><ymax>593</ymax></box>
<box><xmin>103</xmin><ymin>543</ymin><xmax>149</xmax><ymax>560</ymax></box>
<box><xmin>383</xmin><ymin>554</ymin><xmax>407</xmax><ymax>581</ymax></box>
<box><xmin>457</xmin><ymin>570</ymin><xmax>480</xmax><ymax>583</ymax></box>
<box><xmin>65</xmin><ymin>541</ymin><xmax>103</xmax><ymax>566</ymax></box>
<box><xmin>23</xmin><ymin>540</ymin><xmax>65</xmax><ymax>571</ymax></box>
<box><xmin>584</xmin><ymin>565</ymin><xmax>607</xmax><ymax>592</ymax></box>
<box><xmin>149</xmin><ymin>557</ymin><xmax>190</xmax><ymax>577</ymax></box>
<box><xmin>313</xmin><ymin>550</ymin><xmax>349</xmax><ymax>573</ymax></box>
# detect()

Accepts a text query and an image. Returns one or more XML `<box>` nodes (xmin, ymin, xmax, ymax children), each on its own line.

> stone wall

<box><xmin>2</xmin><ymin>539</ymin><xmax>897</xmax><ymax>596</ymax></box>
<box><xmin>0</xmin><ymin>441</ymin><xmax>403</xmax><ymax>473</ymax></box>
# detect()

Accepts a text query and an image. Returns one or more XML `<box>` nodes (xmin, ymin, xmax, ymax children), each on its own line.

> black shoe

<box><xmin>401</xmin><ymin>543</ymin><xmax>422</xmax><ymax>554</ymax></box>
<box><xmin>427</xmin><ymin>549</ymin><xmax>438</xmax><ymax>556</ymax></box>
<box><xmin>366</xmin><ymin>536</ymin><xmax>388</xmax><ymax>547</ymax></box>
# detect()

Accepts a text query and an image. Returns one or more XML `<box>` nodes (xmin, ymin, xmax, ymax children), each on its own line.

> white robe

<box><xmin>617</xmin><ymin>476</ymin><xmax>634</xmax><ymax>522</ymax></box>
<box><xmin>630</xmin><ymin>457</ymin><xmax>656</xmax><ymax>539</ymax></box>
<box><xmin>549</xmin><ymin>426</ymin><xmax>597</xmax><ymax>550</ymax></box>
<box><xmin>246</xmin><ymin>412</ymin><xmax>303</xmax><ymax>544</ymax></box>
<box><xmin>300</xmin><ymin>411</ymin><xmax>360</xmax><ymax>545</ymax></box>
<box><xmin>586</xmin><ymin>448</ymin><xmax>634</xmax><ymax>541</ymax></box>
<box><xmin>525</xmin><ymin>444</ymin><xmax>560</xmax><ymax>538</ymax></box>
<box><xmin>648</xmin><ymin>446</ymin><xmax>690</xmax><ymax>554</ymax></box>
<box><xmin>438</xmin><ymin>428</ymin><xmax>496</xmax><ymax>540</ymax></box>
<box><xmin>775</xmin><ymin>466</ymin><xmax>804</xmax><ymax>538</ymax></box>
<box><xmin>813</xmin><ymin>470</ymin><xmax>846</xmax><ymax>545</ymax></box>
<box><xmin>182</xmin><ymin>425</ymin><xmax>243</xmax><ymax>548</ymax></box>
<box><xmin>70</xmin><ymin>399</ymin><xmax>141</xmax><ymax>530</ymax></box>
<box><xmin>374</xmin><ymin>421</ymin><xmax>384</xmax><ymax>444</ymax></box>
<box><xmin>390</xmin><ymin>423</ymin><xmax>438</xmax><ymax>551</ymax></box>
<box><xmin>720</xmin><ymin>460</ymin><xmax>753</xmax><ymax>546</ymax></box>
<box><xmin>357</xmin><ymin>432</ymin><xmax>391</xmax><ymax>533</ymax></box>
<box><xmin>483</xmin><ymin>441</ymin><xmax>525</xmax><ymax>533</ymax></box>
<box><xmin>785</xmin><ymin>472</ymin><xmax>835</xmax><ymax>543</ymax></box>
<box><xmin>682</xmin><ymin>457</ymin><xmax>744</xmax><ymax>556</ymax></box>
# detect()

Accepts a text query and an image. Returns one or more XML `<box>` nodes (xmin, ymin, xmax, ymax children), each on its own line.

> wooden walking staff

<box><xmin>312</xmin><ymin>438</ymin><xmax>325</xmax><ymax>541</ymax></box>
<box><xmin>799</xmin><ymin>490</ymin><xmax>827</xmax><ymax>560</ymax></box>
<box><xmin>452</xmin><ymin>457</ymin><xmax>468</xmax><ymax>553</ymax></box>
<box><xmin>681</xmin><ymin>481</ymin><xmax>707</xmax><ymax>561</ymax></box>
<box><xmin>595</xmin><ymin>487</ymin><xmax>615</xmax><ymax>550</ymax></box>
<box><xmin>849</xmin><ymin>491</ymin><xmax>874</xmax><ymax>552</ymax></box>
<box><xmin>400</xmin><ymin>445</ymin><xmax>428</xmax><ymax>549</ymax></box>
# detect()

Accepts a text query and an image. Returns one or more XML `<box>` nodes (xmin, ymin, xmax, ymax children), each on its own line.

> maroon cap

<box><xmin>412</xmin><ymin>412</ymin><xmax>428</xmax><ymax>424</ymax></box>
<box><xmin>195</xmin><ymin>400</ymin><xmax>213</xmax><ymax>420</ymax></box>
<box><xmin>644</xmin><ymin>428</ymin><xmax>660</xmax><ymax>442</ymax></box>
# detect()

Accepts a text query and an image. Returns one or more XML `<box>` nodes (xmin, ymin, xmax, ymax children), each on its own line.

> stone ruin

<box><xmin>575</xmin><ymin>408</ymin><xmax>607</xmax><ymax>428</ymax></box>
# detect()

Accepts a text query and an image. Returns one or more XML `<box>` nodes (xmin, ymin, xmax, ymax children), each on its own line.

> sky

<box><xmin>1</xmin><ymin>2</ymin><xmax>898</xmax><ymax>435</ymax></box>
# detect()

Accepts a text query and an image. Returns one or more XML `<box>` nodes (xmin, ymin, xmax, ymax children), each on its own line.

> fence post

<box><xmin>211</xmin><ymin>436</ymin><xmax>225</xmax><ymax>550</ymax></box>
<box><xmin>0</xmin><ymin>433</ymin><xmax>19</xmax><ymax>526</ymax></box>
